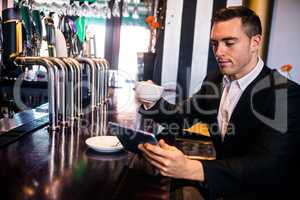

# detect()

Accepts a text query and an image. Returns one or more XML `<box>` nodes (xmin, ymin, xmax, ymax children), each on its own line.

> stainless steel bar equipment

<box><xmin>14</xmin><ymin>57</ymin><xmax>59</xmax><ymax>131</ymax></box>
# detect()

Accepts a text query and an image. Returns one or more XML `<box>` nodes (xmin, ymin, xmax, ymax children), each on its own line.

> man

<box><xmin>137</xmin><ymin>6</ymin><xmax>300</xmax><ymax>199</ymax></box>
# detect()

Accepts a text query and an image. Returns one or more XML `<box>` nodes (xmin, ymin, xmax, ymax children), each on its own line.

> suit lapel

<box><xmin>224</xmin><ymin>66</ymin><xmax>272</xmax><ymax>141</ymax></box>
<box><xmin>208</xmin><ymin>77</ymin><xmax>224</xmax><ymax>145</ymax></box>
<box><xmin>207</xmin><ymin>66</ymin><xmax>271</xmax><ymax>144</ymax></box>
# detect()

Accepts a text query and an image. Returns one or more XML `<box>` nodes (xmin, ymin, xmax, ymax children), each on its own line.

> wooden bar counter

<box><xmin>0</xmin><ymin>86</ymin><xmax>214</xmax><ymax>200</ymax></box>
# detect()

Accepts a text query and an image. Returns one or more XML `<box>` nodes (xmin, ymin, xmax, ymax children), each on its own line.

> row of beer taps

<box><xmin>13</xmin><ymin>56</ymin><xmax>109</xmax><ymax>132</ymax></box>
<box><xmin>1</xmin><ymin>6</ymin><xmax>110</xmax><ymax>132</ymax></box>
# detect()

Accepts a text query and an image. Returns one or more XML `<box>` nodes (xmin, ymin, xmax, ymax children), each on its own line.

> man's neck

<box><xmin>230</xmin><ymin>56</ymin><xmax>259</xmax><ymax>80</ymax></box>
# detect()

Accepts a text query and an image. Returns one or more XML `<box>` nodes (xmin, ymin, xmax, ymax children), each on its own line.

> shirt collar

<box><xmin>222</xmin><ymin>57</ymin><xmax>264</xmax><ymax>91</ymax></box>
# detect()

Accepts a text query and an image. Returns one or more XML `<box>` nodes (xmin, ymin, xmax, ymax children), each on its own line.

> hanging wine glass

<box><xmin>133</xmin><ymin>0</ymin><xmax>141</xmax><ymax>5</ymax></box>
<box><xmin>80</xmin><ymin>1</ymin><xmax>90</xmax><ymax>17</ymax></box>
<box><xmin>90</xmin><ymin>4</ymin><xmax>100</xmax><ymax>18</ymax></box>
<box><xmin>70</xmin><ymin>1</ymin><xmax>80</xmax><ymax>16</ymax></box>
<box><xmin>20</xmin><ymin>0</ymin><xmax>29</xmax><ymax>7</ymax></box>
<box><xmin>132</xmin><ymin>5</ymin><xmax>140</xmax><ymax>19</ymax></box>
<box><xmin>103</xmin><ymin>1</ymin><xmax>111</xmax><ymax>19</ymax></box>
<box><xmin>65</xmin><ymin>3</ymin><xmax>72</xmax><ymax>16</ymax></box>
<box><xmin>122</xmin><ymin>1</ymin><xmax>129</xmax><ymax>18</ymax></box>
<box><xmin>40</xmin><ymin>2</ymin><xmax>50</xmax><ymax>16</ymax></box>
<box><xmin>107</xmin><ymin>7</ymin><xmax>112</xmax><ymax>19</ymax></box>
<box><xmin>60</xmin><ymin>3</ymin><xmax>68</xmax><ymax>16</ymax></box>
<box><xmin>31</xmin><ymin>1</ymin><xmax>40</xmax><ymax>10</ymax></box>
<box><xmin>50</xmin><ymin>2</ymin><xmax>60</xmax><ymax>13</ymax></box>
<box><xmin>112</xmin><ymin>0</ymin><xmax>120</xmax><ymax>18</ymax></box>
<box><xmin>97</xmin><ymin>4</ymin><xmax>103</xmax><ymax>18</ymax></box>
<box><xmin>100</xmin><ymin>5</ymin><xmax>106</xmax><ymax>19</ymax></box>
<box><xmin>94</xmin><ymin>0</ymin><xmax>103</xmax><ymax>18</ymax></box>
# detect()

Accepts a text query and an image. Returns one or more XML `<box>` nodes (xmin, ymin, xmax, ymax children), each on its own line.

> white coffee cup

<box><xmin>135</xmin><ymin>81</ymin><xmax>164</xmax><ymax>102</ymax></box>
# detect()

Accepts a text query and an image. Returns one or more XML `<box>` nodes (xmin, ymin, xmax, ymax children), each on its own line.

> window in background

<box><xmin>118</xmin><ymin>23</ymin><xmax>150</xmax><ymax>82</ymax></box>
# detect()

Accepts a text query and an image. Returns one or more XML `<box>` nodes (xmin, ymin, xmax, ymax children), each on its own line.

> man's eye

<box><xmin>211</xmin><ymin>42</ymin><xmax>217</xmax><ymax>47</ymax></box>
<box><xmin>225</xmin><ymin>42</ymin><xmax>234</xmax><ymax>47</ymax></box>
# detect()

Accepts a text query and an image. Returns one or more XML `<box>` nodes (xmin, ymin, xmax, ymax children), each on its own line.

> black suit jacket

<box><xmin>139</xmin><ymin>66</ymin><xmax>300</xmax><ymax>199</ymax></box>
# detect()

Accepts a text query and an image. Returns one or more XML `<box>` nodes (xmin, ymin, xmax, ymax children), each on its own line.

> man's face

<box><xmin>210</xmin><ymin>18</ymin><xmax>261</xmax><ymax>79</ymax></box>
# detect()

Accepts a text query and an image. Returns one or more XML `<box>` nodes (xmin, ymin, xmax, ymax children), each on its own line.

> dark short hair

<box><xmin>213</xmin><ymin>6</ymin><xmax>262</xmax><ymax>37</ymax></box>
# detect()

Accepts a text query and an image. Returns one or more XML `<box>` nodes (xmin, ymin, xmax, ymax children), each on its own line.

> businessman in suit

<box><xmin>137</xmin><ymin>6</ymin><xmax>300</xmax><ymax>199</ymax></box>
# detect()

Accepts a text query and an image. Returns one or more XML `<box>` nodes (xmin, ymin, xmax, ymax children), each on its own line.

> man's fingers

<box><xmin>143</xmin><ymin>154</ymin><xmax>167</xmax><ymax>173</ymax></box>
<box><xmin>136</xmin><ymin>97</ymin><xmax>150</xmax><ymax>103</ymax></box>
<box><xmin>135</xmin><ymin>97</ymin><xmax>154</xmax><ymax>108</ymax></box>
<box><xmin>144</xmin><ymin>143</ymin><xmax>170</xmax><ymax>158</ymax></box>
<box><xmin>138</xmin><ymin>144</ymin><xmax>146</xmax><ymax>151</ymax></box>
<box><xmin>138</xmin><ymin>144</ymin><xmax>167</xmax><ymax>165</ymax></box>
<box><xmin>159</xmin><ymin>139</ymin><xmax>177</xmax><ymax>152</ymax></box>
<box><xmin>159</xmin><ymin>139</ymin><xmax>171</xmax><ymax>149</ymax></box>
<box><xmin>146</xmin><ymin>80</ymin><xmax>154</xmax><ymax>84</ymax></box>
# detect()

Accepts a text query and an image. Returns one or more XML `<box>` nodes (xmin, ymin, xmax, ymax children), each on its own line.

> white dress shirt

<box><xmin>141</xmin><ymin>57</ymin><xmax>264</xmax><ymax>138</ymax></box>
<box><xmin>217</xmin><ymin>57</ymin><xmax>264</xmax><ymax>139</ymax></box>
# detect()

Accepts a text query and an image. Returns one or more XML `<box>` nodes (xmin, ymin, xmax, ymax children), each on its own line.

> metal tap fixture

<box><xmin>99</xmin><ymin>58</ymin><xmax>110</xmax><ymax>102</ymax></box>
<box><xmin>14</xmin><ymin>56</ymin><xmax>59</xmax><ymax>131</ymax></box>
<box><xmin>76</xmin><ymin>58</ymin><xmax>97</xmax><ymax>114</ymax></box>
<box><xmin>61</xmin><ymin>58</ymin><xmax>78</xmax><ymax>119</ymax></box>
<box><xmin>90</xmin><ymin>58</ymin><xmax>103</xmax><ymax>107</ymax></box>
<box><xmin>59</xmin><ymin>58</ymin><xmax>75</xmax><ymax>123</ymax></box>
<box><xmin>63</xmin><ymin>58</ymin><xmax>83</xmax><ymax>118</ymax></box>
<box><xmin>92</xmin><ymin>58</ymin><xmax>106</xmax><ymax>105</ymax></box>
<box><xmin>1</xmin><ymin>7</ymin><xmax>110</xmax><ymax>133</ymax></box>
<box><xmin>48</xmin><ymin>57</ymin><xmax>67</xmax><ymax>127</ymax></box>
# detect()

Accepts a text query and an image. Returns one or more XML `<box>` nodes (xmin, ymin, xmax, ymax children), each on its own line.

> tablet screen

<box><xmin>108</xmin><ymin>121</ymin><xmax>158</xmax><ymax>153</ymax></box>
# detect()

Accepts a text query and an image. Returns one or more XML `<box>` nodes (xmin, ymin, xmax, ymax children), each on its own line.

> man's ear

<box><xmin>250</xmin><ymin>34</ymin><xmax>262</xmax><ymax>52</ymax></box>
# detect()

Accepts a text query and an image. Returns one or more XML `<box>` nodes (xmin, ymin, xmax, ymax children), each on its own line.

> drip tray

<box><xmin>0</xmin><ymin>103</ymin><xmax>49</xmax><ymax>148</ymax></box>
<box><xmin>0</xmin><ymin>115</ymin><xmax>49</xmax><ymax>148</ymax></box>
<box><xmin>0</xmin><ymin>103</ymin><xmax>48</xmax><ymax>134</ymax></box>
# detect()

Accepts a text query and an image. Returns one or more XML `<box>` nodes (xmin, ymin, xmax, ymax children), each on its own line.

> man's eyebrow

<box><xmin>210</xmin><ymin>37</ymin><xmax>238</xmax><ymax>42</ymax></box>
<box><xmin>222</xmin><ymin>37</ymin><xmax>238</xmax><ymax>41</ymax></box>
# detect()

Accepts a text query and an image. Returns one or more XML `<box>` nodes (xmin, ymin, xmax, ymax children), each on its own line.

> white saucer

<box><xmin>85</xmin><ymin>136</ymin><xmax>123</xmax><ymax>153</ymax></box>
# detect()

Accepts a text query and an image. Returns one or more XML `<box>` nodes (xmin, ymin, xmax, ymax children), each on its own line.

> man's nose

<box><xmin>215</xmin><ymin>44</ymin><xmax>225</xmax><ymax>57</ymax></box>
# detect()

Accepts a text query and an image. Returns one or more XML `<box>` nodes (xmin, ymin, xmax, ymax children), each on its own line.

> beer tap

<box><xmin>59</xmin><ymin>58</ymin><xmax>75</xmax><ymax>123</ymax></box>
<box><xmin>68</xmin><ymin>58</ymin><xmax>83</xmax><ymax>117</ymax></box>
<box><xmin>90</xmin><ymin>58</ymin><xmax>102</xmax><ymax>108</ymax></box>
<box><xmin>92</xmin><ymin>58</ymin><xmax>106</xmax><ymax>106</ymax></box>
<box><xmin>48</xmin><ymin>57</ymin><xmax>67</xmax><ymax>127</ymax></box>
<box><xmin>76</xmin><ymin>58</ymin><xmax>97</xmax><ymax>113</ymax></box>
<box><xmin>99</xmin><ymin>58</ymin><xmax>110</xmax><ymax>102</ymax></box>
<box><xmin>14</xmin><ymin>57</ymin><xmax>59</xmax><ymax>131</ymax></box>
<box><xmin>62</xmin><ymin>58</ymin><xmax>82</xmax><ymax>118</ymax></box>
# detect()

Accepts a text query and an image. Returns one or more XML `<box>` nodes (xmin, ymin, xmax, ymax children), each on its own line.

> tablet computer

<box><xmin>108</xmin><ymin>121</ymin><xmax>158</xmax><ymax>153</ymax></box>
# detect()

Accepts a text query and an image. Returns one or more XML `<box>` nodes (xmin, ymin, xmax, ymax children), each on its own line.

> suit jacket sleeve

<box><xmin>139</xmin><ymin>76</ymin><xmax>219</xmax><ymax>129</ymax></box>
<box><xmin>201</xmin><ymin>81</ymin><xmax>300</xmax><ymax>199</ymax></box>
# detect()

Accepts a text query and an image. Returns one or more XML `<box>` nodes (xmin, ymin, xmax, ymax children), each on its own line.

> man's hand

<box><xmin>135</xmin><ymin>80</ymin><xmax>157</xmax><ymax>109</ymax></box>
<box><xmin>135</xmin><ymin>97</ymin><xmax>155</xmax><ymax>109</ymax></box>
<box><xmin>138</xmin><ymin>139</ymin><xmax>204</xmax><ymax>181</ymax></box>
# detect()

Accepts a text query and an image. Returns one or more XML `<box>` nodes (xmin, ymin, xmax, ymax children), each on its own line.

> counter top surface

<box><xmin>0</xmin><ymin>86</ymin><xmax>214</xmax><ymax>200</ymax></box>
